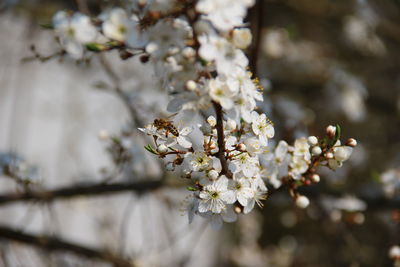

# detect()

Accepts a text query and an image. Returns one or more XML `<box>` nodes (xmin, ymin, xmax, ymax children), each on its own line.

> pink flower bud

<box><xmin>326</xmin><ymin>125</ymin><xmax>336</xmax><ymax>138</ymax></box>
<box><xmin>346</xmin><ymin>138</ymin><xmax>357</xmax><ymax>147</ymax></box>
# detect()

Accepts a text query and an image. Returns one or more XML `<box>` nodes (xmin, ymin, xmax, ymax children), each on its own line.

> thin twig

<box><xmin>0</xmin><ymin>180</ymin><xmax>163</xmax><ymax>206</ymax></box>
<box><xmin>0</xmin><ymin>225</ymin><xmax>133</xmax><ymax>267</ymax></box>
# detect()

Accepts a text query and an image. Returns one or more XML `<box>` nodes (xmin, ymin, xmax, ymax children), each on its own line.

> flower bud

<box><xmin>98</xmin><ymin>129</ymin><xmax>109</xmax><ymax>140</ymax></box>
<box><xmin>237</xmin><ymin>143</ymin><xmax>247</xmax><ymax>152</ymax></box>
<box><xmin>145</xmin><ymin>42</ymin><xmax>158</xmax><ymax>54</ymax></box>
<box><xmin>311</xmin><ymin>146</ymin><xmax>322</xmax><ymax>156</ymax></box>
<box><xmin>307</xmin><ymin>136</ymin><xmax>318</xmax><ymax>146</ymax></box>
<box><xmin>207</xmin><ymin>116</ymin><xmax>216</xmax><ymax>127</ymax></box>
<box><xmin>182</xmin><ymin>47</ymin><xmax>196</xmax><ymax>58</ymax></box>
<box><xmin>185</xmin><ymin>80</ymin><xmax>197</xmax><ymax>91</ymax></box>
<box><xmin>138</xmin><ymin>0</ymin><xmax>147</xmax><ymax>8</ymax></box>
<box><xmin>209</xmin><ymin>141</ymin><xmax>217</xmax><ymax>150</ymax></box>
<box><xmin>295</xmin><ymin>195</ymin><xmax>310</xmax><ymax>209</ymax></box>
<box><xmin>325</xmin><ymin>152</ymin><xmax>334</xmax><ymax>159</ymax></box>
<box><xmin>326</xmin><ymin>125</ymin><xmax>336</xmax><ymax>138</ymax></box>
<box><xmin>346</xmin><ymin>138</ymin><xmax>357</xmax><ymax>147</ymax></box>
<box><xmin>207</xmin><ymin>169</ymin><xmax>219</xmax><ymax>180</ymax></box>
<box><xmin>234</xmin><ymin>205</ymin><xmax>243</xmax><ymax>214</ymax></box>
<box><xmin>311</xmin><ymin>174</ymin><xmax>320</xmax><ymax>183</ymax></box>
<box><xmin>389</xmin><ymin>245</ymin><xmax>400</xmax><ymax>259</ymax></box>
<box><xmin>157</xmin><ymin>144</ymin><xmax>168</xmax><ymax>153</ymax></box>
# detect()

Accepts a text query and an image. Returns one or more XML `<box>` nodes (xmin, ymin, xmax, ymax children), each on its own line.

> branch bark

<box><xmin>0</xmin><ymin>180</ymin><xmax>162</xmax><ymax>206</ymax></box>
<box><xmin>249</xmin><ymin>0</ymin><xmax>264</xmax><ymax>76</ymax></box>
<box><xmin>212</xmin><ymin>102</ymin><xmax>232</xmax><ymax>178</ymax></box>
<box><xmin>0</xmin><ymin>225</ymin><xmax>133</xmax><ymax>267</ymax></box>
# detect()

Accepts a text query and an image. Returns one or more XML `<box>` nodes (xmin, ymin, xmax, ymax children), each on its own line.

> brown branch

<box><xmin>249</xmin><ymin>0</ymin><xmax>264</xmax><ymax>76</ymax></box>
<box><xmin>0</xmin><ymin>180</ymin><xmax>163</xmax><ymax>206</ymax></box>
<box><xmin>0</xmin><ymin>225</ymin><xmax>133</xmax><ymax>267</ymax></box>
<box><xmin>212</xmin><ymin>102</ymin><xmax>232</xmax><ymax>178</ymax></box>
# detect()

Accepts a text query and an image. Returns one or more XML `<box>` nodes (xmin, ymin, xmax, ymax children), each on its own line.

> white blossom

<box><xmin>251</xmin><ymin>111</ymin><xmax>275</xmax><ymax>146</ymax></box>
<box><xmin>208</xmin><ymin>76</ymin><xmax>238</xmax><ymax>109</ymax></box>
<box><xmin>53</xmin><ymin>11</ymin><xmax>98</xmax><ymax>58</ymax></box>
<box><xmin>186</xmin><ymin>151</ymin><xmax>211</xmax><ymax>172</ymax></box>
<box><xmin>198</xmin><ymin>176</ymin><xmax>236</xmax><ymax>213</ymax></box>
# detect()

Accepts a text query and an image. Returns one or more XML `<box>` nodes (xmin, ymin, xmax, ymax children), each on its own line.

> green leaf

<box><xmin>332</xmin><ymin>124</ymin><xmax>341</xmax><ymax>146</ymax></box>
<box><xmin>85</xmin><ymin>43</ymin><xmax>106</xmax><ymax>52</ymax></box>
<box><xmin>39</xmin><ymin>23</ymin><xmax>54</xmax><ymax>30</ymax></box>
<box><xmin>186</xmin><ymin>186</ymin><xmax>198</xmax><ymax>191</ymax></box>
<box><xmin>199</xmin><ymin>58</ymin><xmax>208</xmax><ymax>66</ymax></box>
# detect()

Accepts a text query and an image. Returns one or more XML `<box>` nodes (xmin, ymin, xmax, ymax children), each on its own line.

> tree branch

<box><xmin>0</xmin><ymin>225</ymin><xmax>133</xmax><ymax>267</ymax></box>
<box><xmin>212</xmin><ymin>102</ymin><xmax>232</xmax><ymax>178</ymax></box>
<box><xmin>0</xmin><ymin>180</ymin><xmax>163</xmax><ymax>206</ymax></box>
<box><xmin>249</xmin><ymin>0</ymin><xmax>264</xmax><ymax>76</ymax></box>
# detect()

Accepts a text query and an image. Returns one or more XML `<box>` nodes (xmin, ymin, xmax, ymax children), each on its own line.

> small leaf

<box><xmin>331</xmin><ymin>124</ymin><xmax>341</xmax><ymax>146</ymax></box>
<box><xmin>85</xmin><ymin>43</ymin><xmax>106</xmax><ymax>52</ymax></box>
<box><xmin>187</xmin><ymin>186</ymin><xmax>198</xmax><ymax>191</ymax></box>
<box><xmin>40</xmin><ymin>23</ymin><xmax>54</xmax><ymax>30</ymax></box>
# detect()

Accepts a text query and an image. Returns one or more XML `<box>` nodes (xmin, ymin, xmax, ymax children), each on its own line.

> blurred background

<box><xmin>0</xmin><ymin>0</ymin><xmax>399</xmax><ymax>266</ymax></box>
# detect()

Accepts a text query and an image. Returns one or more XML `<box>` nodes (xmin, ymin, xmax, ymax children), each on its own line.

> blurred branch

<box><xmin>0</xmin><ymin>180</ymin><xmax>163</xmax><ymax>206</ymax></box>
<box><xmin>75</xmin><ymin>0</ymin><xmax>90</xmax><ymax>15</ymax></box>
<box><xmin>0</xmin><ymin>225</ymin><xmax>133</xmax><ymax>267</ymax></box>
<box><xmin>249</xmin><ymin>0</ymin><xmax>264</xmax><ymax>76</ymax></box>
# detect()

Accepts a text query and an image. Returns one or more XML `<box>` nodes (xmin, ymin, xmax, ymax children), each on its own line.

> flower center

<box><xmin>118</xmin><ymin>25</ymin><xmax>127</xmax><ymax>34</ymax></box>
<box><xmin>210</xmin><ymin>191</ymin><xmax>219</xmax><ymax>199</ymax></box>
<box><xmin>215</xmin><ymin>88</ymin><xmax>224</xmax><ymax>97</ymax></box>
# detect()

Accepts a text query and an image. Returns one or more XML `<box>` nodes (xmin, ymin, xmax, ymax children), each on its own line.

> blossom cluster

<box><xmin>49</xmin><ymin>0</ymin><xmax>356</xmax><ymax>229</ymax></box>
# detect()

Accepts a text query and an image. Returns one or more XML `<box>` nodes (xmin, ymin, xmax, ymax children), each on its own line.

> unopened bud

<box><xmin>237</xmin><ymin>143</ymin><xmax>247</xmax><ymax>152</ymax></box>
<box><xmin>311</xmin><ymin>174</ymin><xmax>320</xmax><ymax>183</ymax></box>
<box><xmin>207</xmin><ymin>169</ymin><xmax>219</xmax><ymax>180</ymax></box>
<box><xmin>209</xmin><ymin>142</ymin><xmax>217</xmax><ymax>150</ymax></box>
<box><xmin>346</xmin><ymin>138</ymin><xmax>357</xmax><ymax>147</ymax></box>
<box><xmin>145</xmin><ymin>42</ymin><xmax>158</xmax><ymax>54</ymax></box>
<box><xmin>98</xmin><ymin>129</ymin><xmax>109</xmax><ymax>140</ymax></box>
<box><xmin>389</xmin><ymin>245</ymin><xmax>400</xmax><ymax>259</ymax></box>
<box><xmin>311</xmin><ymin>146</ymin><xmax>322</xmax><ymax>156</ymax></box>
<box><xmin>295</xmin><ymin>195</ymin><xmax>310</xmax><ymax>209</ymax></box>
<box><xmin>186</xmin><ymin>80</ymin><xmax>197</xmax><ymax>91</ymax></box>
<box><xmin>325</xmin><ymin>152</ymin><xmax>334</xmax><ymax>159</ymax></box>
<box><xmin>234</xmin><ymin>205</ymin><xmax>243</xmax><ymax>214</ymax></box>
<box><xmin>182</xmin><ymin>47</ymin><xmax>196</xmax><ymax>58</ymax></box>
<box><xmin>138</xmin><ymin>0</ymin><xmax>147</xmax><ymax>8</ymax></box>
<box><xmin>326</xmin><ymin>125</ymin><xmax>336</xmax><ymax>138</ymax></box>
<box><xmin>157</xmin><ymin>144</ymin><xmax>168</xmax><ymax>153</ymax></box>
<box><xmin>307</xmin><ymin>136</ymin><xmax>318</xmax><ymax>146</ymax></box>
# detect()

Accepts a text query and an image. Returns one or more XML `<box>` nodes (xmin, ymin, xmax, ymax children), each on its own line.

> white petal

<box><xmin>265</xmin><ymin>124</ymin><xmax>275</xmax><ymax>138</ymax></box>
<box><xmin>198</xmin><ymin>201</ymin><xmax>209</xmax><ymax>213</ymax></box>
<box><xmin>243</xmin><ymin>199</ymin><xmax>255</xmax><ymax>214</ymax></box>
<box><xmin>221</xmin><ymin>190</ymin><xmax>236</xmax><ymax>204</ymax></box>
<box><xmin>177</xmin><ymin>136</ymin><xmax>192</xmax><ymax>148</ymax></box>
<box><xmin>180</xmin><ymin>127</ymin><xmax>193</xmax><ymax>136</ymax></box>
